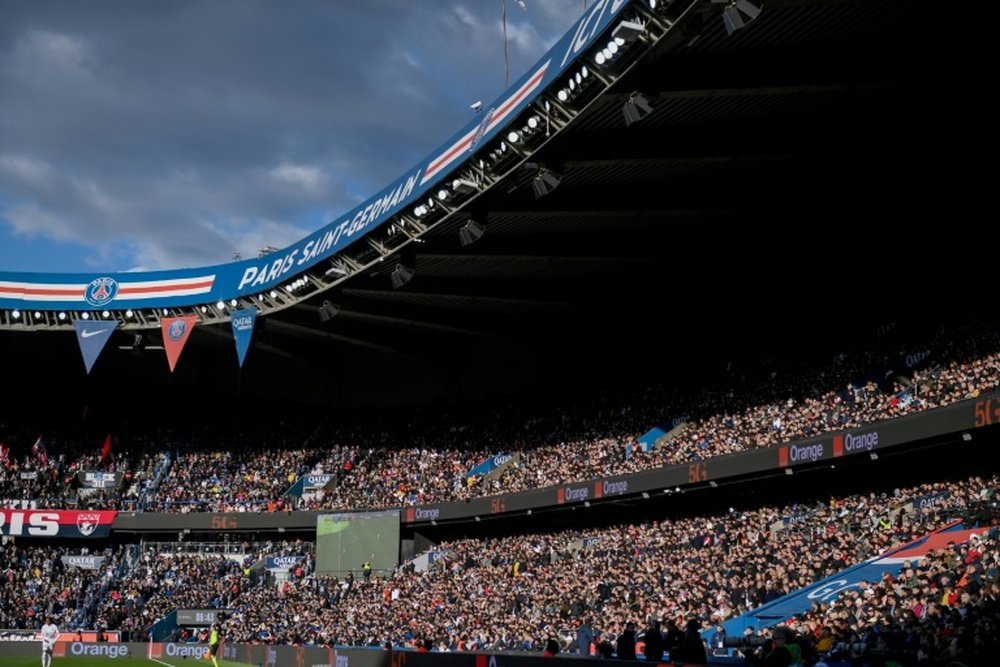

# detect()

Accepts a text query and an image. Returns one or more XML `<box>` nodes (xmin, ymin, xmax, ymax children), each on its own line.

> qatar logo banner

<box><xmin>229</xmin><ymin>307</ymin><xmax>257</xmax><ymax>368</ymax></box>
<box><xmin>161</xmin><ymin>315</ymin><xmax>198</xmax><ymax>373</ymax></box>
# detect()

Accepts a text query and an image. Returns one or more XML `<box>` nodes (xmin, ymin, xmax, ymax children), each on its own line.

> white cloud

<box><xmin>269</xmin><ymin>163</ymin><xmax>326</xmax><ymax>193</ymax></box>
<box><xmin>0</xmin><ymin>155</ymin><xmax>55</xmax><ymax>189</ymax></box>
<box><xmin>4</xmin><ymin>29</ymin><xmax>94</xmax><ymax>83</ymax></box>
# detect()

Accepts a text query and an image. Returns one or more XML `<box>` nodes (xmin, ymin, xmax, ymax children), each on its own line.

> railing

<box><xmin>142</xmin><ymin>540</ymin><xmax>250</xmax><ymax>557</ymax></box>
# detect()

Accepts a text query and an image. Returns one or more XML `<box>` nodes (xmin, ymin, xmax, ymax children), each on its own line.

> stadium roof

<box><xmin>0</xmin><ymin>0</ymin><xmax>980</xmax><ymax>408</ymax></box>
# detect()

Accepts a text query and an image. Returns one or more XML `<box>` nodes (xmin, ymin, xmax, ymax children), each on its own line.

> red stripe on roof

<box><xmin>118</xmin><ymin>279</ymin><xmax>214</xmax><ymax>295</ymax></box>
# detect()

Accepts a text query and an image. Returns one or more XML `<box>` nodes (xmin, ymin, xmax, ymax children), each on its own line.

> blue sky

<box><xmin>0</xmin><ymin>0</ymin><xmax>585</xmax><ymax>274</ymax></box>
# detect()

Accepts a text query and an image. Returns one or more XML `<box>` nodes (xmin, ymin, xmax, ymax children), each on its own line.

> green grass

<box><xmin>0</xmin><ymin>659</ymin><xmax>249</xmax><ymax>667</ymax></box>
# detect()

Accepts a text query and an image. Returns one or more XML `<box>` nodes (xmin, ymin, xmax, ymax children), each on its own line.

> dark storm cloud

<box><xmin>0</xmin><ymin>0</ymin><xmax>581</xmax><ymax>271</ymax></box>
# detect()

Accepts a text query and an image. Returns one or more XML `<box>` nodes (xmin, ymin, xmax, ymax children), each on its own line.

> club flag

<box><xmin>161</xmin><ymin>315</ymin><xmax>198</xmax><ymax>373</ymax></box>
<box><xmin>31</xmin><ymin>436</ymin><xmax>47</xmax><ymax>465</ymax></box>
<box><xmin>100</xmin><ymin>434</ymin><xmax>112</xmax><ymax>464</ymax></box>
<box><xmin>229</xmin><ymin>307</ymin><xmax>257</xmax><ymax>368</ymax></box>
<box><xmin>73</xmin><ymin>320</ymin><xmax>117</xmax><ymax>374</ymax></box>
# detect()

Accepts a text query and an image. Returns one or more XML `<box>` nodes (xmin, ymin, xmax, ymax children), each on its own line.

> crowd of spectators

<box><xmin>0</xmin><ymin>544</ymin><xmax>134</xmax><ymax>630</ymax></box>
<box><xmin>3</xmin><ymin>319</ymin><xmax>999</xmax><ymax>515</ymax></box>
<box><xmin>81</xmin><ymin>472</ymin><xmax>998</xmax><ymax>655</ymax></box>
<box><xmin>297</xmin><ymin>319</ymin><xmax>1000</xmax><ymax>510</ymax></box>
<box><xmin>756</xmin><ymin>523</ymin><xmax>1000</xmax><ymax>666</ymax></box>
<box><xmin>0</xmin><ymin>425</ymin><xmax>165</xmax><ymax>510</ymax></box>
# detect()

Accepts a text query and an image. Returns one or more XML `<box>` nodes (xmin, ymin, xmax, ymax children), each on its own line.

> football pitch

<box><xmin>0</xmin><ymin>659</ymin><xmax>248</xmax><ymax>667</ymax></box>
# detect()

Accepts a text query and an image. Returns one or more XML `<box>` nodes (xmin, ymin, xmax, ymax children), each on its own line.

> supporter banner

<box><xmin>18</xmin><ymin>471</ymin><xmax>37</xmax><ymax>480</ymax></box>
<box><xmin>161</xmin><ymin>315</ymin><xmax>198</xmax><ymax>372</ymax></box>
<box><xmin>265</xmin><ymin>555</ymin><xmax>305</xmax><ymax>570</ymax></box>
<box><xmin>176</xmin><ymin>609</ymin><xmax>231</xmax><ymax>626</ymax></box>
<box><xmin>465</xmin><ymin>453</ymin><xmax>511</xmax><ymax>481</ymax></box>
<box><xmin>76</xmin><ymin>470</ymin><xmax>122</xmax><ymax>489</ymax></box>
<box><xmin>73</xmin><ymin>319</ymin><xmax>117</xmax><ymax>374</ymax></box>
<box><xmin>230</xmin><ymin>307</ymin><xmax>257</xmax><ymax>368</ymax></box>
<box><xmin>0</xmin><ymin>509</ymin><xmax>117</xmax><ymax>538</ymax></box>
<box><xmin>716</xmin><ymin>522</ymin><xmax>988</xmax><ymax>637</ymax></box>
<box><xmin>60</xmin><ymin>554</ymin><xmax>105</xmax><ymax>569</ymax></box>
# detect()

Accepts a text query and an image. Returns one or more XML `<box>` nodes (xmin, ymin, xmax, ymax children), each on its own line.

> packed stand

<box><xmin>0</xmin><ymin>543</ymin><xmax>135</xmax><ymax>631</ymax></box>
<box><xmin>94</xmin><ymin>540</ymin><xmax>312</xmax><ymax>641</ymax></box>
<box><xmin>303</xmin><ymin>320</ymin><xmax>1000</xmax><ymax>510</ymax></box>
<box><xmin>102</xmin><ymin>473</ymin><xmax>998</xmax><ymax>653</ymax></box>
<box><xmin>0</xmin><ymin>427</ymin><xmax>161</xmax><ymax>511</ymax></box>
<box><xmin>7</xmin><ymin>319</ymin><xmax>1000</xmax><ymax>514</ymax></box>
<box><xmin>765</xmin><ymin>521</ymin><xmax>1000</xmax><ymax>666</ymax></box>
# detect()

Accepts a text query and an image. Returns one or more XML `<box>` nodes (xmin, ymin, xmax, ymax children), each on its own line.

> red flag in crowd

<box><xmin>0</xmin><ymin>442</ymin><xmax>9</xmax><ymax>468</ymax></box>
<box><xmin>31</xmin><ymin>435</ymin><xmax>47</xmax><ymax>465</ymax></box>
<box><xmin>101</xmin><ymin>434</ymin><xmax>112</xmax><ymax>464</ymax></box>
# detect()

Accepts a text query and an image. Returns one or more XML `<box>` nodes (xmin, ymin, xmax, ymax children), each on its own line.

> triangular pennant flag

<box><xmin>73</xmin><ymin>320</ymin><xmax>117</xmax><ymax>374</ymax></box>
<box><xmin>161</xmin><ymin>315</ymin><xmax>198</xmax><ymax>373</ymax></box>
<box><xmin>229</xmin><ymin>307</ymin><xmax>257</xmax><ymax>368</ymax></box>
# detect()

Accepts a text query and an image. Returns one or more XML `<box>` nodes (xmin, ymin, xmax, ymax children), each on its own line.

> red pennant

<box><xmin>100</xmin><ymin>434</ymin><xmax>112</xmax><ymax>464</ymax></box>
<box><xmin>161</xmin><ymin>315</ymin><xmax>198</xmax><ymax>372</ymax></box>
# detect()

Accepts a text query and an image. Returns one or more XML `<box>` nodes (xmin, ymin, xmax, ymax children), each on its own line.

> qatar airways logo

<box><xmin>905</xmin><ymin>350</ymin><xmax>932</xmax><ymax>368</ymax></box>
<box><xmin>304</xmin><ymin>474</ymin><xmax>333</xmax><ymax>488</ymax></box>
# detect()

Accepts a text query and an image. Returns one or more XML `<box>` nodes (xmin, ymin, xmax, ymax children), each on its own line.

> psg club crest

<box><xmin>85</xmin><ymin>277</ymin><xmax>119</xmax><ymax>307</ymax></box>
<box><xmin>76</xmin><ymin>513</ymin><xmax>101</xmax><ymax>536</ymax></box>
<box><xmin>167</xmin><ymin>320</ymin><xmax>187</xmax><ymax>341</ymax></box>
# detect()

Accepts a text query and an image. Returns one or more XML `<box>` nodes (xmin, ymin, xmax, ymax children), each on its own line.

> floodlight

<box><xmin>451</xmin><ymin>178</ymin><xmax>477</xmax><ymax>194</ymax></box>
<box><xmin>390</xmin><ymin>264</ymin><xmax>414</xmax><ymax>289</ymax></box>
<box><xmin>531</xmin><ymin>169</ymin><xmax>562</xmax><ymax>198</ymax></box>
<box><xmin>458</xmin><ymin>219</ymin><xmax>485</xmax><ymax>247</ymax></box>
<box><xmin>623</xmin><ymin>92</ymin><xmax>654</xmax><ymax>126</ymax></box>
<box><xmin>721</xmin><ymin>0</ymin><xmax>761</xmax><ymax>35</ymax></box>
<box><xmin>318</xmin><ymin>300</ymin><xmax>340</xmax><ymax>323</ymax></box>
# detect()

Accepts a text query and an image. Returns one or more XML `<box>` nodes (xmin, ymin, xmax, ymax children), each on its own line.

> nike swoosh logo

<box><xmin>80</xmin><ymin>329</ymin><xmax>103</xmax><ymax>338</ymax></box>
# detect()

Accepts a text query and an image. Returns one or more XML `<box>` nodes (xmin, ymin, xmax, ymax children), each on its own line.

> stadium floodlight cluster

<box><xmin>0</xmin><ymin>0</ymin><xmax>763</xmax><ymax>334</ymax></box>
